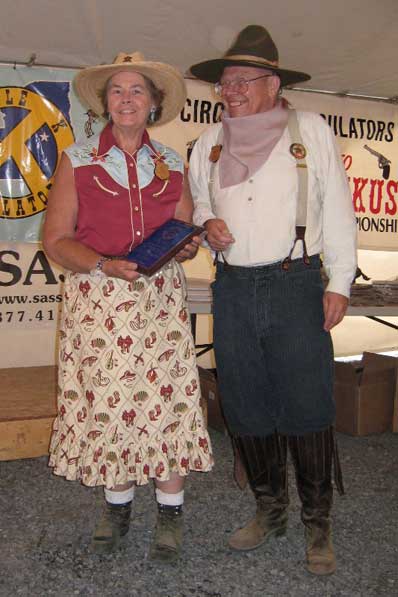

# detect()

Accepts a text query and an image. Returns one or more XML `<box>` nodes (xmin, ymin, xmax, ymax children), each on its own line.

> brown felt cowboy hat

<box><xmin>189</xmin><ymin>25</ymin><xmax>311</xmax><ymax>87</ymax></box>
<box><xmin>74</xmin><ymin>52</ymin><xmax>187</xmax><ymax>125</ymax></box>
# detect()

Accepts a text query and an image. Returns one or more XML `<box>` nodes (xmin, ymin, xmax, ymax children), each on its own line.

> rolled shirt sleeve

<box><xmin>311</xmin><ymin>114</ymin><xmax>357</xmax><ymax>297</ymax></box>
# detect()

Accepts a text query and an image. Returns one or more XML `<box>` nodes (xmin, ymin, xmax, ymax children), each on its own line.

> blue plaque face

<box><xmin>126</xmin><ymin>218</ymin><xmax>204</xmax><ymax>276</ymax></box>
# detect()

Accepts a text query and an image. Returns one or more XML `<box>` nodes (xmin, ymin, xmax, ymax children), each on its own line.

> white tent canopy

<box><xmin>2</xmin><ymin>0</ymin><xmax>398</xmax><ymax>102</ymax></box>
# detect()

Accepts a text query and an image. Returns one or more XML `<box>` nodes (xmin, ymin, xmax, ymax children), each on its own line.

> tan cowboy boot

<box><xmin>229</xmin><ymin>433</ymin><xmax>289</xmax><ymax>551</ymax></box>
<box><xmin>229</xmin><ymin>493</ymin><xmax>288</xmax><ymax>550</ymax></box>
<box><xmin>91</xmin><ymin>501</ymin><xmax>131</xmax><ymax>554</ymax></box>
<box><xmin>289</xmin><ymin>426</ymin><xmax>344</xmax><ymax>576</ymax></box>
<box><xmin>305</xmin><ymin>522</ymin><xmax>336</xmax><ymax>575</ymax></box>
<box><xmin>149</xmin><ymin>506</ymin><xmax>184</xmax><ymax>563</ymax></box>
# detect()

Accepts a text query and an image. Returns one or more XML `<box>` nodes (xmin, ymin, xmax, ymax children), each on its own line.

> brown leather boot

<box><xmin>149</xmin><ymin>506</ymin><xmax>184</xmax><ymax>563</ymax></box>
<box><xmin>229</xmin><ymin>433</ymin><xmax>289</xmax><ymax>551</ymax></box>
<box><xmin>91</xmin><ymin>501</ymin><xmax>131</xmax><ymax>554</ymax></box>
<box><xmin>304</xmin><ymin>521</ymin><xmax>335</xmax><ymax>575</ymax></box>
<box><xmin>289</xmin><ymin>426</ymin><xmax>344</xmax><ymax>576</ymax></box>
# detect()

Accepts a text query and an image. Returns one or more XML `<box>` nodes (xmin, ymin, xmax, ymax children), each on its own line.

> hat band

<box><xmin>224</xmin><ymin>54</ymin><xmax>279</xmax><ymax>68</ymax></box>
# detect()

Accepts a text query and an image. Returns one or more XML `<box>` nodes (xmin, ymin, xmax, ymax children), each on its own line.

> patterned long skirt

<box><xmin>49</xmin><ymin>260</ymin><xmax>213</xmax><ymax>488</ymax></box>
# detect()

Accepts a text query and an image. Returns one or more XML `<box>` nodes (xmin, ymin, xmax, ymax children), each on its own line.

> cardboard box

<box><xmin>334</xmin><ymin>352</ymin><xmax>397</xmax><ymax>436</ymax></box>
<box><xmin>0</xmin><ymin>366</ymin><xmax>57</xmax><ymax>460</ymax></box>
<box><xmin>198</xmin><ymin>367</ymin><xmax>228</xmax><ymax>434</ymax></box>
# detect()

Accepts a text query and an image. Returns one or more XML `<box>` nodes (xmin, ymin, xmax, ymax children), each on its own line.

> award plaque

<box><xmin>126</xmin><ymin>218</ymin><xmax>205</xmax><ymax>276</ymax></box>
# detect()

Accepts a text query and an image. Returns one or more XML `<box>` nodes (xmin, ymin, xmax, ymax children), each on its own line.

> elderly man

<box><xmin>188</xmin><ymin>25</ymin><xmax>357</xmax><ymax>576</ymax></box>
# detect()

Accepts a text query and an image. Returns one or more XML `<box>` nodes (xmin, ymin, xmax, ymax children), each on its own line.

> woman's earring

<box><xmin>149</xmin><ymin>106</ymin><xmax>156</xmax><ymax>123</ymax></box>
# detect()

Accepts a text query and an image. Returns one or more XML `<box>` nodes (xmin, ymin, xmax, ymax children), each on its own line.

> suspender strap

<box><xmin>208</xmin><ymin>130</ymin><xmax>224</xmax><ymax>265</ymax></box>
<box><xmin>287</xmin><ymin>109</ymin><xmax>308</xmax><ymax>228</ymax></box>
<box><xmin>282</xmin><ymin>109</ymin><xmax>310</xmax><ymax>270</ymax></box>
<box><xmin>208</xmin><ymin>129</ymin><xmax>223</xmax><ymax>215</ymax></box>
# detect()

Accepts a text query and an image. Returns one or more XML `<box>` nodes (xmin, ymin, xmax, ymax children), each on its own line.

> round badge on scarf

<box><xmin>209</xmin><ymin>144</ymin><xmax>222</xmax><ymax>163</ymax></box>
<box><xmin>154</xmin><ymin>159</ymin><xmax>170</xmax><ymax>181</ymax></box>
<box><xmin>289</xmin><ymin>143</ymin><xmax>307</xmax><ymax>160</ymax></box>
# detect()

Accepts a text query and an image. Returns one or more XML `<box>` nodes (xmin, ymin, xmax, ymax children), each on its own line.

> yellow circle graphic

<box><xmin>0</xmin><ymin>86</ymin><xmax>74</xmax><ymax>219</ymax></box>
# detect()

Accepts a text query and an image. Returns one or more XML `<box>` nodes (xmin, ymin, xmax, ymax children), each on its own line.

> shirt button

<box><xmin>134</xmin><ymin>206</ymin><xmax>139</xmax><ymax>212</ymax></box>
<box><xmin>132</xmin><ymin>183</ymin><xmax>137</xmax><ymax>189</ymax></box>
<box><xmin>248</xmin><ymin>197</ymin><xmax>253</xmax><ymax>202</ymax></box>
<box><xmin>136</xmin><ymin>230</ymin><xmax>141</xmax><ymax>236</ymax></box>
<box><xmin>129</xmin><ymin>163</ymin><xmax>135</xmax><ymax>167</ymax></box>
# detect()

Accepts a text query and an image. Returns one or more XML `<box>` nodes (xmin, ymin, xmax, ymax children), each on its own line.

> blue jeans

<box><xmin>212</xmin><ymin>255</ymin><xmax>335</xmax><ymax>436</ymax></box>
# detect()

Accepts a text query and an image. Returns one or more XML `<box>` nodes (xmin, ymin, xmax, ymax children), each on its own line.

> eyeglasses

<box><xmin>214</xmin><ymin>74</ymin><xmax>274</xmax><ymax>96</ymax></box>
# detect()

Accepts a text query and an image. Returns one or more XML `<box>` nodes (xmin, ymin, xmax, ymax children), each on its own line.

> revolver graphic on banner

<box><xmin>364</xmin><ymin>144</ymin><xmax>391</xmax><ymax>179</ymax></box>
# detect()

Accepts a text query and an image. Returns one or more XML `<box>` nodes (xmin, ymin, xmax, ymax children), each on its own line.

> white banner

<box><xmin>0</xmin><ymin>69</ymin><xmax>397</xmax><ymax>364</ymax></box>
<box><xmin>0</xmin><ymin>242</ymin><xmax>63</xmax><ymax>330</ymax></box>
<box><xmin>1</xmin><ymin>68</ymin><xmax>397</xmax><ymax>247</ymax></box>
<box><xmin>285</xmin><ymin>90</ymin><xmax>398</xmax><ymax>251</ymax></box>
<box><xmin>144</xmin><ymin>83</ymin><xmax>398</xmax><ymax>251</ymax></box>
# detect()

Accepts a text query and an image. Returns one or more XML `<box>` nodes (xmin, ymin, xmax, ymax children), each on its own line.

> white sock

<box><xmin>155</xmin><ymin>488</ymin><xmax>184</xmax><ymax>507</ymax></box>
<box><xmin>104</xmin><ymin>486</ymin><xmax>135</xmax><ymax>505</ymax></box>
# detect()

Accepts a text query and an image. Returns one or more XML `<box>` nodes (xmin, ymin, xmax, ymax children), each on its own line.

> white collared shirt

<box><xmin>189</xmin><ymin>110</ymin><xmax>357</xmax><ymax>297</ymax></box>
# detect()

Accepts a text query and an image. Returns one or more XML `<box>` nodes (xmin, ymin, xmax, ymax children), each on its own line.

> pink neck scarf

<box><xmin>219</xmin><ymin>101</ymin><xmax>288</xmax><ymax>188</ymax></box>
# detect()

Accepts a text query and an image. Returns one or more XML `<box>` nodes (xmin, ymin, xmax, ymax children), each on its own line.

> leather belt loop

<box><xmin>214</xmin><ymin>251</ymin><xmax>230</xmax><ymax>269</ymax></box>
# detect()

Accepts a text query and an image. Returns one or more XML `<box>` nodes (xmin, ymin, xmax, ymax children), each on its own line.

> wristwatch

<box><xmin>89</xmin><ymin>256</ymin><xmax>111</xmax><ymax>278</ymax></box>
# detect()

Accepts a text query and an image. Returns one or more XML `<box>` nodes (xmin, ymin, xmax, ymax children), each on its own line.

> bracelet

<box><xmin>89</xmin><ymin>255</ymin><xmax>111</xmax><ymax>278</ymax></box>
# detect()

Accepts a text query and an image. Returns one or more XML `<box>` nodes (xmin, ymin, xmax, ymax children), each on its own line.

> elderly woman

<box><xmin>43</xmin><ymin>52</ymin><xmax>213</xmax><ymax>561</ymax></box>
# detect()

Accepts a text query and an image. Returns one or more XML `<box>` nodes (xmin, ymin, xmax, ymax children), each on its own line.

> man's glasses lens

<box><xmin>215</xmin><ymin>79</ymin><xmax>248</xmax><ymax>95</ymax></box>
<box><xmin>214</xmin><ymin>74</ymin><xmax>273</xmax><ymax>96</ymax></box>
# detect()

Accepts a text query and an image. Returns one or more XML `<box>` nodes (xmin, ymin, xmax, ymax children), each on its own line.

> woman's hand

<box><xmin>103</xmin><ymin>259</ymin><xmax>140</xmax><ymax>281</ymax></box>
<box><xmin>175</xmin><ymin>235</ymin><xmax>202</xmax><ymax>263</ymax></box>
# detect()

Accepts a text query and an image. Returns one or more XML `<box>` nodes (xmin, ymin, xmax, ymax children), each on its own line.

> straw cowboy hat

<box><xmin>74</xmin><ymin>52</ymin><xmax>187</xmax><ymax>125</ymax></box>
<box><xmin>189</xmin><ymin>25</ymin><xmax>311</xmax><ymax>87</ymax></box>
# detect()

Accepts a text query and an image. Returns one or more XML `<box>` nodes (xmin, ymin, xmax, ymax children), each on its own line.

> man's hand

<box><xmin>323</xmin><ymin>291</ymin><xmax>349</xmax><ymax>331</ymax></box>
<box><xmin>175</xmin><ymin>235</ymin><xmax>202</xmax><ymax>263</ymax></box>
<box><xmin>205</xmin><ymin>218</ymin><xmax>235</xmax><ymax>251</ymax></box>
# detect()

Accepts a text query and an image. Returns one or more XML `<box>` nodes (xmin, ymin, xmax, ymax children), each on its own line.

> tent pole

<box><xmin>1</xmin><ymin>64</ymin><xmax>398</xmax><ymax>104</ymax></box>
<box><xmin>286</xmin><ymin>86</ymin><xmax>398</xmax><ymax>105</ymax></box>
<box><xmin>0</xmin><ymin>59</ymin><xmax>84</xmax><ymax>71</ymax></box>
